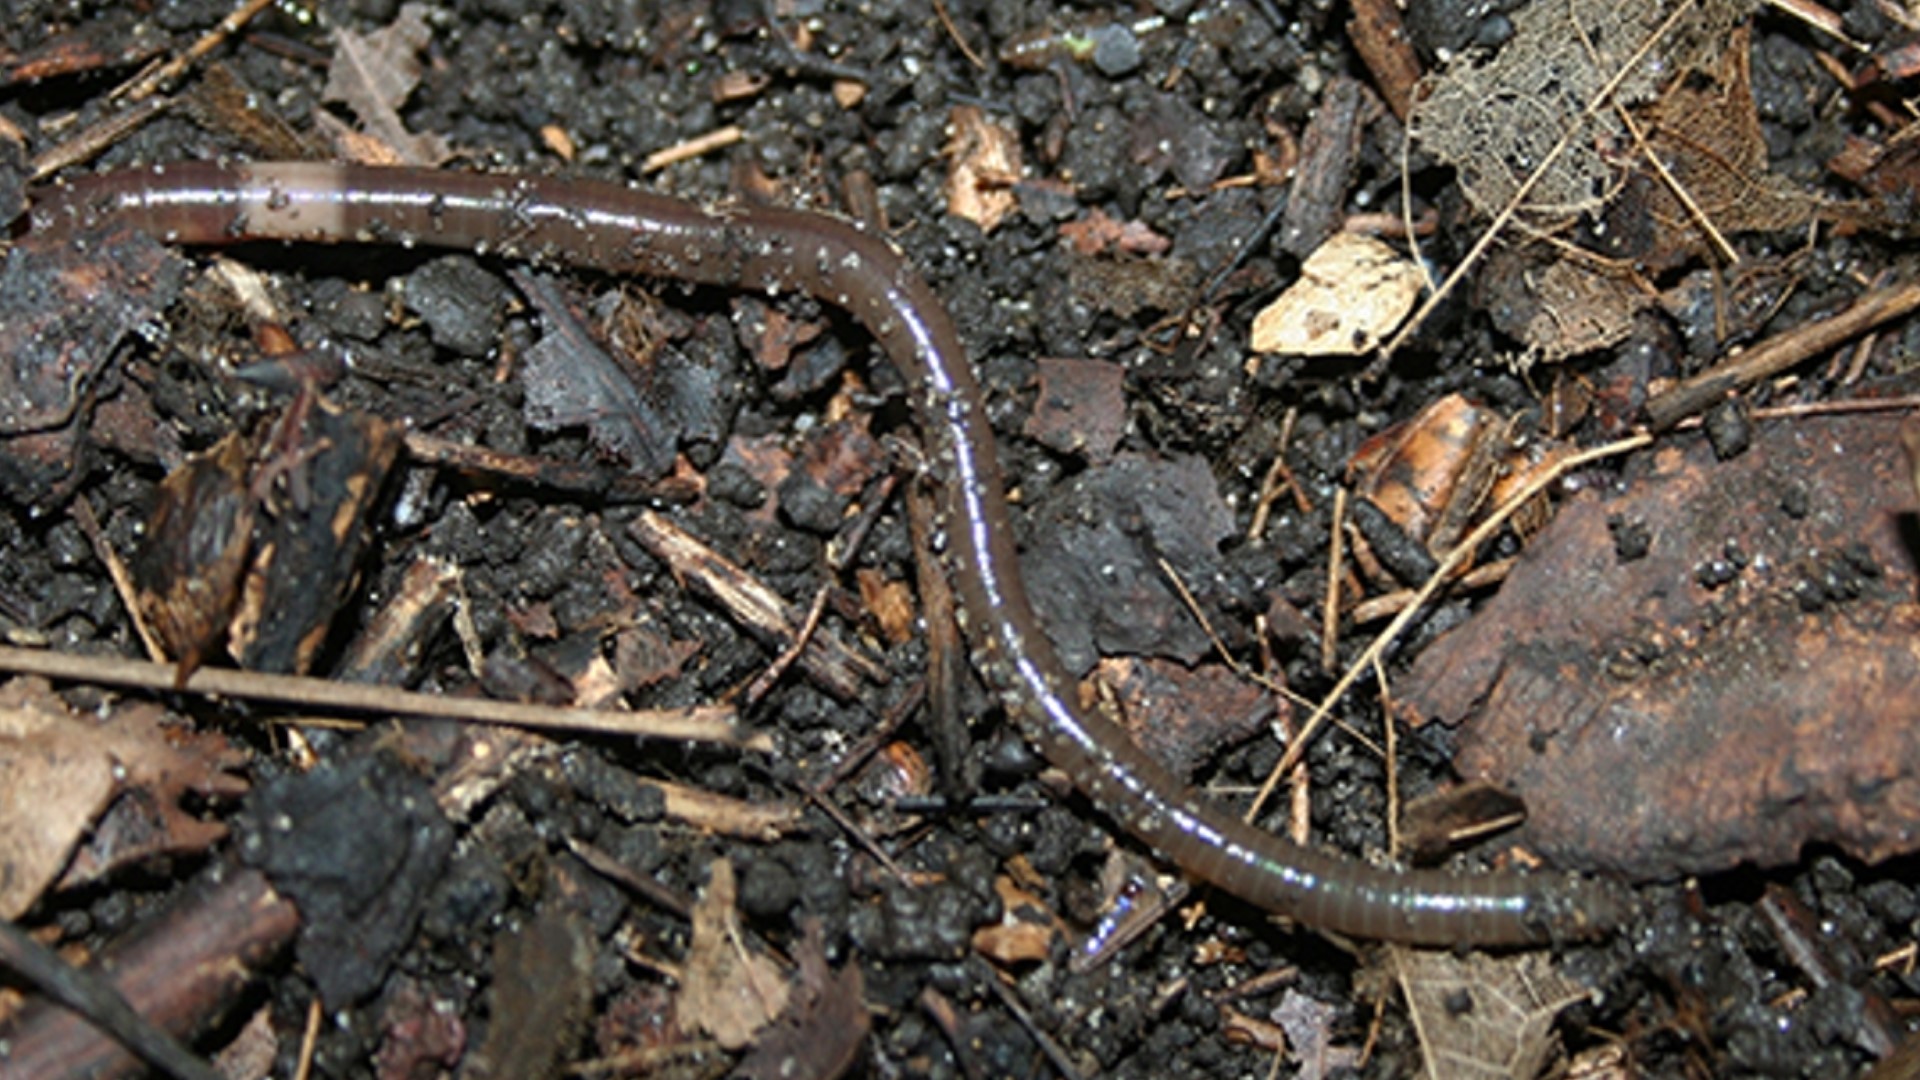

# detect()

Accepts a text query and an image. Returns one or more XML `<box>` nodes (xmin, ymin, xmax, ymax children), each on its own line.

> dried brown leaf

<box><xmin>134</xmin><ymin>431</ymin><xmax>253</xmax><ymax>672</ymax></box>
<box><xmin>1637</xmin><ymin>24</ymin><xmax>1817</xmax><ymax>250</ymax></box>
<box><xmin>1413</xmin><ymin>1</ymin><xmax>1819</xmax><ymax>369</ymax></box>
<box><xmin>1476</xmin><ymin>246</ymin><xmax>1643</xmax><ymax>365</ymax></box>
<box><xmin>1392</xmin><ymin>947</ymin><xmax>1592</xmax><ymax>1080</ymax></box>
<box><xmin>462</xmin><ymin>903</ymin><xmax>593</xmax><ymax>1080</ymax></box>
<box><xmin>734</xmin><ymin>921</ymin><xmax>868</xmax><ymax>1080</ymax></box>
<box><xmin>678</xmin><ymin>858</ymin><xmax>789</xmax><ymax>1050</ymax></box>
<box><xmin>1411</xmin><ymin>0</ymin><xmax>1745</xmax><ymax>224</ymax></box>
<box><xmin>322</xmin><ymin>2</ymin><xmax>449</xmax><ymax>165</ymax></box>
<box><xmin>0</xmin><ymin>678</ymin><xmax>245</xmax><ymax>918</ymax></box>
<box><xmin>0</xmin><ymin>680</ymin><xmax>117</xmax><ymax>919</ymax></box>
<box><xmin>1412</xmin><ymin>0</ymin><xmax>1667</xmax><ymax>220</ymax></box>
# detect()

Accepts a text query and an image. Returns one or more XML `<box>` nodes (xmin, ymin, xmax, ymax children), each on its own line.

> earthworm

<box><xmin>27</xmin><ymin>161</ymin><xmax>1632</xmax><ymax>944</ymax></box>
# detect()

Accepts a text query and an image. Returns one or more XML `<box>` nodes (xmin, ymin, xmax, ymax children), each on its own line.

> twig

<box><xmin>292</xmin><ymin>996</ymin><xmax>321</xmax><ymax>1080</ymax></box>
<box><xmin>629</xmin><ymin>510</ymin><xmax>884</xmax><ymax>699</ymax></box>
<box><xmin>1614</xmin><ymin>104</ymin><xmax>1738</xmax><ymax>265</ymax></box>
<box><xmin>402</xmin><ymin>432</ymin><xmax>683</xmax><ymax>503</ymax></box>
<box><xmin>745</xmin><ymin>583</ymin><xmax>833</xmax><ymax>707</ymax></box>
<box><xmin>69</xmin><ymin>495</ymin><xmax>167</xmax><ymax>663</ymax></box>
<box><xmin>805</xmin><ymin>788</ymin><xmax>913</xmax><ymax>884</ymax></box>
<box><xmin>1644</xmin><ymin>281</ymin><xmax>1920</xmax><ymax>430</ymax></box>
<box><xmin>29</xmin><ymin>97</ymin><xmax>172</xmax><ymax>180</ymax></box>
<box><xmin>0</xmin><ymin>868</ymin><xmax>299</xmax><ymax>1080</ymax></box>
<box><xmin>112</xmin><ymin>0</ymin><xmax>278</xmax><ymax>104</ymax></box>
<box><xmin>641</xmin><ymin>126</ymin><xmax>745</xmax><ymax>173</ymax></box>
<box><xmin>980</xmin><ymin>970</ymin><xmax>1090</xmax><ymax>1080</ymax></box>
<box><xmin>1566</xmin><ymin>0</ymin><xmax>1736</xmax><ymax>265</ymax></box>
<box><xmin>1743</xmin><ymin>394</ymin><xmax>1920</xmax><ymax>420</ymax></box>
<box><xmin>932</xmin><ymin>0</ymin><xmax>987</xmax><ymax>69</ymax></box>
<box><xmin>1247</xmin><ymin>409</ymin><xmax>1308</xmax><ymax>544</ymax></box>
<box><xmin>1761</xmin><ymin>0</ymin><xmax>1866</xmax><ymax>50</ymax></box>
<box><xmin>1376</xmin><ymin>658</ymin><xmax>1398</xmax><ymax>859</ymax></box>
<box><xmin>0</xmin><ymin>645</ymin><xmax>763</xmax><ymax>748</ymax></box>
<box><xmin>1349</xmin><ymin>557</ymin><xmax>1515</xmax><ymax>624</ymax></box>
<box><xmin>567</xmin><ymin>836</ymin><xmax>695</xmax><ymax>919</ymax></box>
<box><xmin>1322</xmin><ymin>487</ymin><xmax>1347</xmax><ymax>674</ymax></box>
<box><xmin>1157</xmin><ymin>557</ymin><xmax>1312</xmax><ymax>710</ymax></box>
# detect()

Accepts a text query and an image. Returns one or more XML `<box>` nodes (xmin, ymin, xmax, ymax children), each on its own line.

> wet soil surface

<box><xmin>2</xmin><ymin>0</ymin><xmax>1919</xmax><ymax>1076</ymax></box>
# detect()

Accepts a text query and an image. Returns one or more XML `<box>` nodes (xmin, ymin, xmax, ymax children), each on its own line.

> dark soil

<box><xmin>1</xmin><ymin>0</ymin><xmax>1918</xmax><ymax>1077</ymax></box>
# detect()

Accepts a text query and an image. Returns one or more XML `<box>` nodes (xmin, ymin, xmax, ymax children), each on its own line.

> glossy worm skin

<box><xmin>29</xmin><ymin>162</ymin><xmax>1632</xmax><ymax>945</ymax></box>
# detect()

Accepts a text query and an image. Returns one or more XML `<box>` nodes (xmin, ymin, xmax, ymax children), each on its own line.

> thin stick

<box><xmin>745</xmin><ymin>583</ymin><xmax>833</xmax><ymax>707</ymax></box>
<box><xmin>1645</xmin><ymin>281</ymin><xmax>1920</xmax><ymax>430</ymax></box>
<box><xmin>1322</xmin><ymin>487</ymin><xmax>1347</xmax><ymax>674</ymax></box>
<box><xmin>805</xmin><ymin>788</ymin><xmax>912</xmax><ymax>883</ymax></box>
<box><xmin>1247</xmin><ymin>408</ymin><xmax>1308</xmax><ymax>543</ymax></box>
<box><xmin>980</xmin><ymin>976</ymin><xmax>1091</xmax><ymax>1080</ymax></box>
<box><xmin>932</xmin><ymin>0</ymin><xmax>987</xmax><ymax>69</ymax></box>
<box><xmin>0</xmin><ymin>918</ymin><xmax>223</xmax><ymax>1080</ymax></box>
<box><xmin>1744</xmin><ymin>394</ymin><xmax>1920</xmax><ymax>420</ymax></box>
<box><xmin>1157</xmin><ymin>557</ymin><xmax>1313</xmax><ymax>710</ymax></box>
<box><xmin>641</xmin><ymin>125</ymin><xmax>745</xmax><ymax>173</ymax></box>
<box><xmin>0</xmin><ymin>645</ymin><xmax>764</xmax><ymax>748</ymax></box>
<box><xmin>69</xmin><ymin>495</ymin><xmax>167</xmax><ymax>663</ymax></box>
<box><xmin>1761</xmin><ymin>0</ymin><xmax>1865</xmax><ymax>50</ymax></box>
<box><xmin>1376</xmin><ymin>658</ymin><xmax>1398</xmax><ymax>858</ymax></box>
<box><xmin>1349</xmin><ymin>557</ymin><xmax>1515</xmax><ymax>624</ymax></box>
<box><xmin>112</xmin><ymin>0</ymin><xmax>278</xmax><ymax>104</ymax></box>
<box><xmin>1614</xmin><ymin>104</ymin><xmax>1739</xmax><ymax>266</ymax></box>
<box><xmin>1568</xmin><ymin>0</ymin><xmax>1735</xmax><ymax>266</ymax></box>
<box><xmin>292</xmin><ymin>996</ymin><xmax>322</xmax><ymax>1080</ymax></box>
<box><xmin>29</xmin><ymin>97</ymin><xmax>172</xmax><ymax>181</ymax></box>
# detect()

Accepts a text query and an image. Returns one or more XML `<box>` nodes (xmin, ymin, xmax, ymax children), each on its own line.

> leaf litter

<box><xmin>0</xmin><ymin>677</ymin><xmax>246</xmax><ymax>920</ymax></box>
<box><xmin>1408</xmin><ymin>0</ymin><xmax>1831</xmax><ymax>365</ymax></box>
<box><xmin>8</xmin><ymin>0</ymin><xmax>1920</xmax><ymax>1075</ymax></box>
<box><xmin>1391</xmin><ymin>948</ymin><xmax>1595</xmax><ymax>1080</ymax></box>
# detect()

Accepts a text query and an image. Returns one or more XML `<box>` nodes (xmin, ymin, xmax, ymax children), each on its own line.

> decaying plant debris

<box><xmin>1</xmin><ymin>0</ymin><xmax>1920</xmax><ymax>1076</ymax></box>
<box><xmin>1409</xmin><ymin>0</ymin><xmax>1828</xmax><ymax>365</ymax></box>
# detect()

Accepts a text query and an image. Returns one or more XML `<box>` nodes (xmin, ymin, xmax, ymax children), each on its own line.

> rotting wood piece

<box><xmin>0</xmin><ymin>867</ymin><xmax>299</xmax><ymax>1080</ymax></box>
<box><xmin>1403</xmin><ymin>413</ymin><xmax>1920</xmax><ymax>879</ymax></box>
